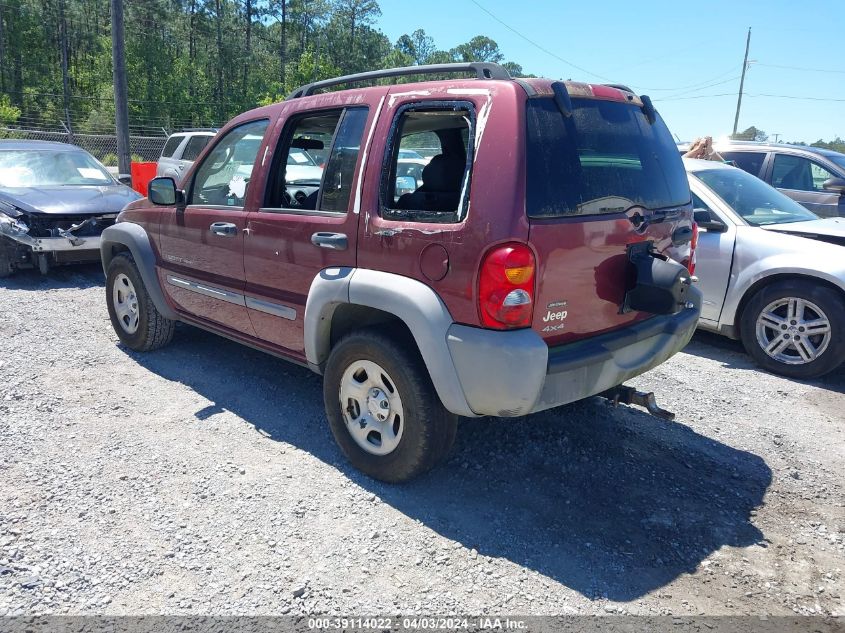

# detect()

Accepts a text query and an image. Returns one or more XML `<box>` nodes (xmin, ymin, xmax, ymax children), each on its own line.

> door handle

<box><xmin>210</xmin><ymin>222</ymin><xmax>238</xmax><ymax>237</ymax></box>
<box><xmin>311</xmin><ymin>232</ymin><xmax>348</xmax><ymax>250</ymax></box>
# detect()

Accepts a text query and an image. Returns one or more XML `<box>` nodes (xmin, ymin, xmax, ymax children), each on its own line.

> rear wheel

<box><xmin>106</xmin><ymin>253</ymin><xmax>175</xmax><ymax>351</ymax></box>
<box><xmin>323</xmin><ymin>329</ymin><xmax>457</xmax><ymax>483</ymax></box>
<box><xmin>740</xmin><ymin>280</ymin><xmax>845</xmax><ymax>379</ymax></box>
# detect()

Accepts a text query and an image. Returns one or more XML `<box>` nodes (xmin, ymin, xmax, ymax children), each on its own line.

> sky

<box><xmin>377</xmin><ymin>0</ymin><xmax>844</xmax><ymax>144</ymax></box>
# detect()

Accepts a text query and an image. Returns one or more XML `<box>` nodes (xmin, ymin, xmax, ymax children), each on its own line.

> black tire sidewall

<box><xmin>323</xmin><ymin>330</ymin><xmax>455</xmax><ymax>483</ymax></box>
<box><xmin>105</xmin><ymin>254</ymin><xmax>153</xmax><ymax>350</ymax></box>
<box><xmin>740</xmin><ymin>281</ymin><xmax>845</xmax><ymax>379</ymax></box>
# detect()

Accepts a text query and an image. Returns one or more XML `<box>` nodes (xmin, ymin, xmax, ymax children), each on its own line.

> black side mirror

<box><xmin>117</xmin><ymin>174</ymin><xmax>132</xmax><ymax>186</ymax></box>
<box><xmin>694</xmin><ymin>208</ymin><xmax>728</xmax><ymax>233</ymax></box>
<box><xmin>148</xmin><ymin>177</ymin><xmax>181</xmax><ymax>206</ymax></box>
<box><xmin>822</xmin><ymin>177</ymin><xmax>845</xmax><ymax>194</ymax></box>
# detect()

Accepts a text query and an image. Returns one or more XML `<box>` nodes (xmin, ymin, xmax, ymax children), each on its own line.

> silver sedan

<box><xmin>686</xmin><ymin>158</ymin><xmax>845</xmax><ymax>379</ymax></box>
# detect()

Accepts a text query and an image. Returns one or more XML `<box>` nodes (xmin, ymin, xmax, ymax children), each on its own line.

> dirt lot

<box><xmin>0</xmin><ymin>264</ymin><xmax>843</xmax><ymax>616</ymax></box>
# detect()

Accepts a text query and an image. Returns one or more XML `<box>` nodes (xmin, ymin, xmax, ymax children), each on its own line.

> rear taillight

<box><xmin>478</xmin><ymin>243</ymin><xmax>536</xmax><ymax>329</ymax></box>
<box><xmin>685</xmin><ymin>223</ymin><xmax>698</xmax><ymax>275</ymax></box>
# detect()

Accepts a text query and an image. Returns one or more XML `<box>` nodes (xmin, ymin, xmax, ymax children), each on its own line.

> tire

<box><xmin>105</xmin><ymin>252</ymin><xmax>175</xmax><ymax>351</ymax></box>
<box><xmin>323</xmin><ymin>328</ymin><xmax>457</xmax><ymax>483</ymax></box>
<box><xmin>739</xmin><ymin>280</ymin><xmax>845</xmax><ymax>379</ymax></box>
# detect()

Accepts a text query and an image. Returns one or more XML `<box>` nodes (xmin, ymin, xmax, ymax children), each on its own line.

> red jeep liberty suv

<box><xmin>100</xmin><ymin>63</ymin><xmax>701</xmax><ymax>482</ymax></box>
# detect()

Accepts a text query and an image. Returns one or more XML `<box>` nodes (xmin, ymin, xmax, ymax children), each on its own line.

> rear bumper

<box><xmin>445</xmin><ymin>287</ymin><xmax>701</xmax><ymax>417</ymax></box>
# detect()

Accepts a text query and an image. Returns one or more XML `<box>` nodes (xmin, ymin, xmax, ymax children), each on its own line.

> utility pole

<box><xmin>732</xmin><ymin>27</ymin><xmax>751</xmax><ymax>138</ymax></box>
<box><xmin>111</xmin><ymin>0</ymin><xmax>131</xmax><ymax>177</ymax></box>
<box><xmin>59</xmin><ymin>0</ymin><xmax>73</xmax><ymax>144</ymax></box>
<box><xmin>772</xmin><ymin>133</ymin><xmax>781</xmax><ymax>143</ymax></box>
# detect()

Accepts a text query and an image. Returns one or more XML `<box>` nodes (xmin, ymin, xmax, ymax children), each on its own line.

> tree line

<box><xmin>731</xmin><ymin>126</ymin><xmax>844</xmax><ymax>154</ymax></box>
<box><xmin>0</xmin><ymin>0</ymin><xmax>527</xmax><ymax>134</ymax></box>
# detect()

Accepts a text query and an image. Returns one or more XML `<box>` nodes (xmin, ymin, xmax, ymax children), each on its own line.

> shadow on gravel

<box><xmin>128</xmin><ymin>325</ymin><xmax>772</xmax><ymax>603</ymax></box>
<box><xmin>685</xmin><ymin>331</ymin><xmax>845</xmax><ymax>394</ymax></box>
<box><xmin>0</xmin><ymin>263</ymin><xmax>103</xmax><ymax>290</ymax></box>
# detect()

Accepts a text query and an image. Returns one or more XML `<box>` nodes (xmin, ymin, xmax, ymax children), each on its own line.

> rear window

<box><xmin>161</xmin><ymin>135</ymin><xmax>184</xmax><ymax>158</ymax></box>
<box><xmin>526</xmin><ymin>97</ymin><xmax>690</xmax><ymax>217</ymax></box>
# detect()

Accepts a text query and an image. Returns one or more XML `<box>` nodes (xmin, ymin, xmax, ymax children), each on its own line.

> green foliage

<box><xmin>732</xmin><ymin>126</ymin><xmax>768</xmax><ymax>142</ymax></box>
<box><xmin>0</xmin><ymin>95</ymin><xmax>21</xmax><ymax>124</ymax></box>
<box><xmin>0</xmin><ymin>2</ymin><xmax>532</xmax><ymax>131</ymax></box>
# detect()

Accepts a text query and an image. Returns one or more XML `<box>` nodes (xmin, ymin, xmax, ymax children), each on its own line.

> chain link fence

<box><xmin>0</xmin><ymin>126</ymin><xmax>168</xmax><ymax>166</ymax></box>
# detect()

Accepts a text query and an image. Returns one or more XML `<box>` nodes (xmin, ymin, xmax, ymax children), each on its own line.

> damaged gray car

<box><xmin>0</xmin><ymin>140</ymin><xmax>141</xmax><ymax>277</ymax></box>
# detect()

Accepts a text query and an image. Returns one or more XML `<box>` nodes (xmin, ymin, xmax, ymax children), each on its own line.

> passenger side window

<box><xmin>771</xmin><ymin>154</ymin><xmax>834</xmax><ymax>192</ymax></box>
<box><xmin>809</xmin><ymin>162</ymin><xmax>836</xmax><ymax>191</ymax></box>
<box><xmin>264</xmin><ymin>107</ymin><xmax>368</xmax><ymax>213</ymax></box>
<box><xmin>380</xmin><ymin>104</ymin><xmax>474</xmax><ymax>224</ymax></box>
<box><xmin>181</xmin><ymin>135</ymin><xmax>212</xmax><ymax>162</ymax></box>
<box><xmin>720</xmin><ymin>151</ymin><xmax>765</xmax><ymax>177</ymax></box>
<box><xmin>189</xmin><ymin>119</ymin><xmax>269</xmax><ymax>207</ymax></box>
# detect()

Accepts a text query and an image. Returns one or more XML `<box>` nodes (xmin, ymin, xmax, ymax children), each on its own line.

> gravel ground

<box><xmin>0</xmin><ymin>264</ymin><xmax>843</xmax><ymax>617</ymax></box>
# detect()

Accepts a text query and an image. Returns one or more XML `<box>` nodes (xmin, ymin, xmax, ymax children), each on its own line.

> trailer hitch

<box><xmin>599</xmin><ymin>385</ymin><xmax>676</xmax><ymax>421</ymax></box>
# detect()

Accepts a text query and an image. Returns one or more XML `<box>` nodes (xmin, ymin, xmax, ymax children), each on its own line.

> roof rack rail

<box><xmin>604</xmin><ymin>83</ymin><xmax>634</xmax><ymax>93</ymax></box>
<box><xmin>179</xmin><ymin>127</ymin><xmax>218</xmax><ymax>133</ymax></box>
<box><xmin>286</xmin><ymin>62</ymin><xmax>511</xmax><ymax>100</ymax></box>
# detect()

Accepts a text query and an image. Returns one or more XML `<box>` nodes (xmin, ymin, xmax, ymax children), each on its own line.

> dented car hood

<box><xmin>0</xmin><ymin>185</ymin><xmax>141</xmax><ymax>216</ymax></box>
<box><xmin>762</xmin><ymin>217</ymin><xmax>845</xmax><ymax>247</ymax></box>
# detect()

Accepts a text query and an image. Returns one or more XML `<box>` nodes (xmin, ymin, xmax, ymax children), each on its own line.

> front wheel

<box><xmin>323</xmin><ymin>329</ymin><xmax>457</xmax><ymax>483</ymax></box>
<box><xmin>106</xmin><ymin>253</ymin><xmax>175</xmax><ymax>351</ymax></box>
<box><xmin>740</xmin><ymin>280</ymin><xmax>845</xmax><ymax>379</ymax></box>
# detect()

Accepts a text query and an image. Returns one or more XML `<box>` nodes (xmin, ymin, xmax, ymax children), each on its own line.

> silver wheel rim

<box><xmin>755</xmin><ymin>297</ymin><xmax>831</xmax><ymax>365</ymax></box>
<box><xmin>112</xmin><ymin>273</ymin><xmax>140</xmax><ymax>335</ymax></box>
<box><xmin>339</xmin><ymin>360</ymin><xmax>404</xmax><ymax>456</ymax></box>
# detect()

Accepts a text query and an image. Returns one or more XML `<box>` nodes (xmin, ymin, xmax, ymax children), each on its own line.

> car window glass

<box><xmin>181</xmin><ymin>135</ymin><xmax>212</xmax><ymax>162</ymax></box>
<box><xmin>265</xmin><ymin>111</ymin><xmax>340</xmax><ymax>210</ymax></box>
<box><xmin>691</xmin><ymin>193</ymin><xmax>712</xmax><ymax>212</ymax></box>
<box><xmin>809</xmin><ymin>162</ymin><xmax>835</xmax><ymax>190</ymax></box>
<box><xmin>720</xmin><ymin>151</ymin><xmax>765</xmax><ymax>177</ymax></box>
<box><xmin>695</xmin><ymin>167</ymin><xmax>817</xmax><ymax>226</ymax></box>
<box><xmin>320</xmin><ymin>108</ymin><xmax>369</xmax><ymax>213</ymax></box>
<box><xmin>526</xmin><ymin>97</ymin><xmax>690</xmax><ymax>217</ymax></box>
<box><xmin>0</xmin><ymin>149</ymin><xmax>112</xmax><ymax>186</ymax></box>
<box><xmin>380</xmin><ymin>105</ymin><xmax>473</xmax><ymax>224</ymax></box>
<box><xmin>161</xmin><ymin>135</ymin><xmax>183</xmax><ymax>158</ymax></box>
<box><xmin>189</xmin><ymin>119</ymin><xmax>269</xmax><ymax>207</ymax></box>
<box><xmin>772</xmin><ymin>154</ymin><xmax>816</xmax><ymax>192</ymax></box>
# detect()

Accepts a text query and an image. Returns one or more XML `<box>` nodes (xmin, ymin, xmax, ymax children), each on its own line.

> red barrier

<box><xmin>129</xmin><ymin>162</ymin><xmax>157</xmax><ymax>197</ymax></box>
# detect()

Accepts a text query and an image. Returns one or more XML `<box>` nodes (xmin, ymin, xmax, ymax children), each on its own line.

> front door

<box><xmin>769</xmin><ymin>153</ymin><xmax>844</xmax><ymax>218</ymax></box>
<box><xmin>243</xmin><ymin>102</ymin><xmax>379</xmax><ymax>359</ymax></box>
<box><xmin>159</xmin><ymin>118</ymin><xmax>271</xmax><ymax>334</ymax></box>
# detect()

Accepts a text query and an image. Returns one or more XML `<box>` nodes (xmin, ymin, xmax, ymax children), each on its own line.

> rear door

<box><xmin>242</xmin><ymin>101</ymin><xmax>377</xmax><ymax>358</ymax></box>
<box><xmin>158</xmin><ymin>118</ymin><xmax>271</xmax><ymax>334</ymax></box>
<box><xmin>525</xmin><ymin>92</ymin><xmax>693</xmax><ymax>346</ymax></box>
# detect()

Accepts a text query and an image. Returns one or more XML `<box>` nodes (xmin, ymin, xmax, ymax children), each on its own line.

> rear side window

<box><xmin>526</xmin><ymin>97</ymin><xmax>690</xmax><ymax>217</ymax></box>
<box><xmin>721</xmin><ymin>151</ymin><xmax>765</xmax><ymax>177</ymax></box>
<box><xmin>161</xmin><ymin>135</ymin><xmax>184</xmax><ymax>158</ymax></box>
<box><xmin>380</xmin><ymin>102</ymin><xmax>474</xmax><ymax>224</ymax></box>
<box><xmin>181</xmin><ymin>135</ymin><xmax>212</xmax><ymax>161</ymax></box>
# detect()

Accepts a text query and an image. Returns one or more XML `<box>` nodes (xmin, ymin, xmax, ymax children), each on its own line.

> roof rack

<box><xmin>179</xmin><ymin>127</ymin><xmax>218</xmax><ymax>133</ymax></box>
<box><xmin>286</xmin><ymin>62</ymin><xmax>511</xmax><ymax>100</ymax></box>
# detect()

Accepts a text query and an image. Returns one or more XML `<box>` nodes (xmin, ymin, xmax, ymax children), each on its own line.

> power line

<box><xmin>466</xmin><ymin>0</ymin><xmax>614</xmax><ymax>81</ymax></box>
<box><xmin>654</xmin><ymin>92</ymin><xmax>845</xmax><ymax>103</ymax></box>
